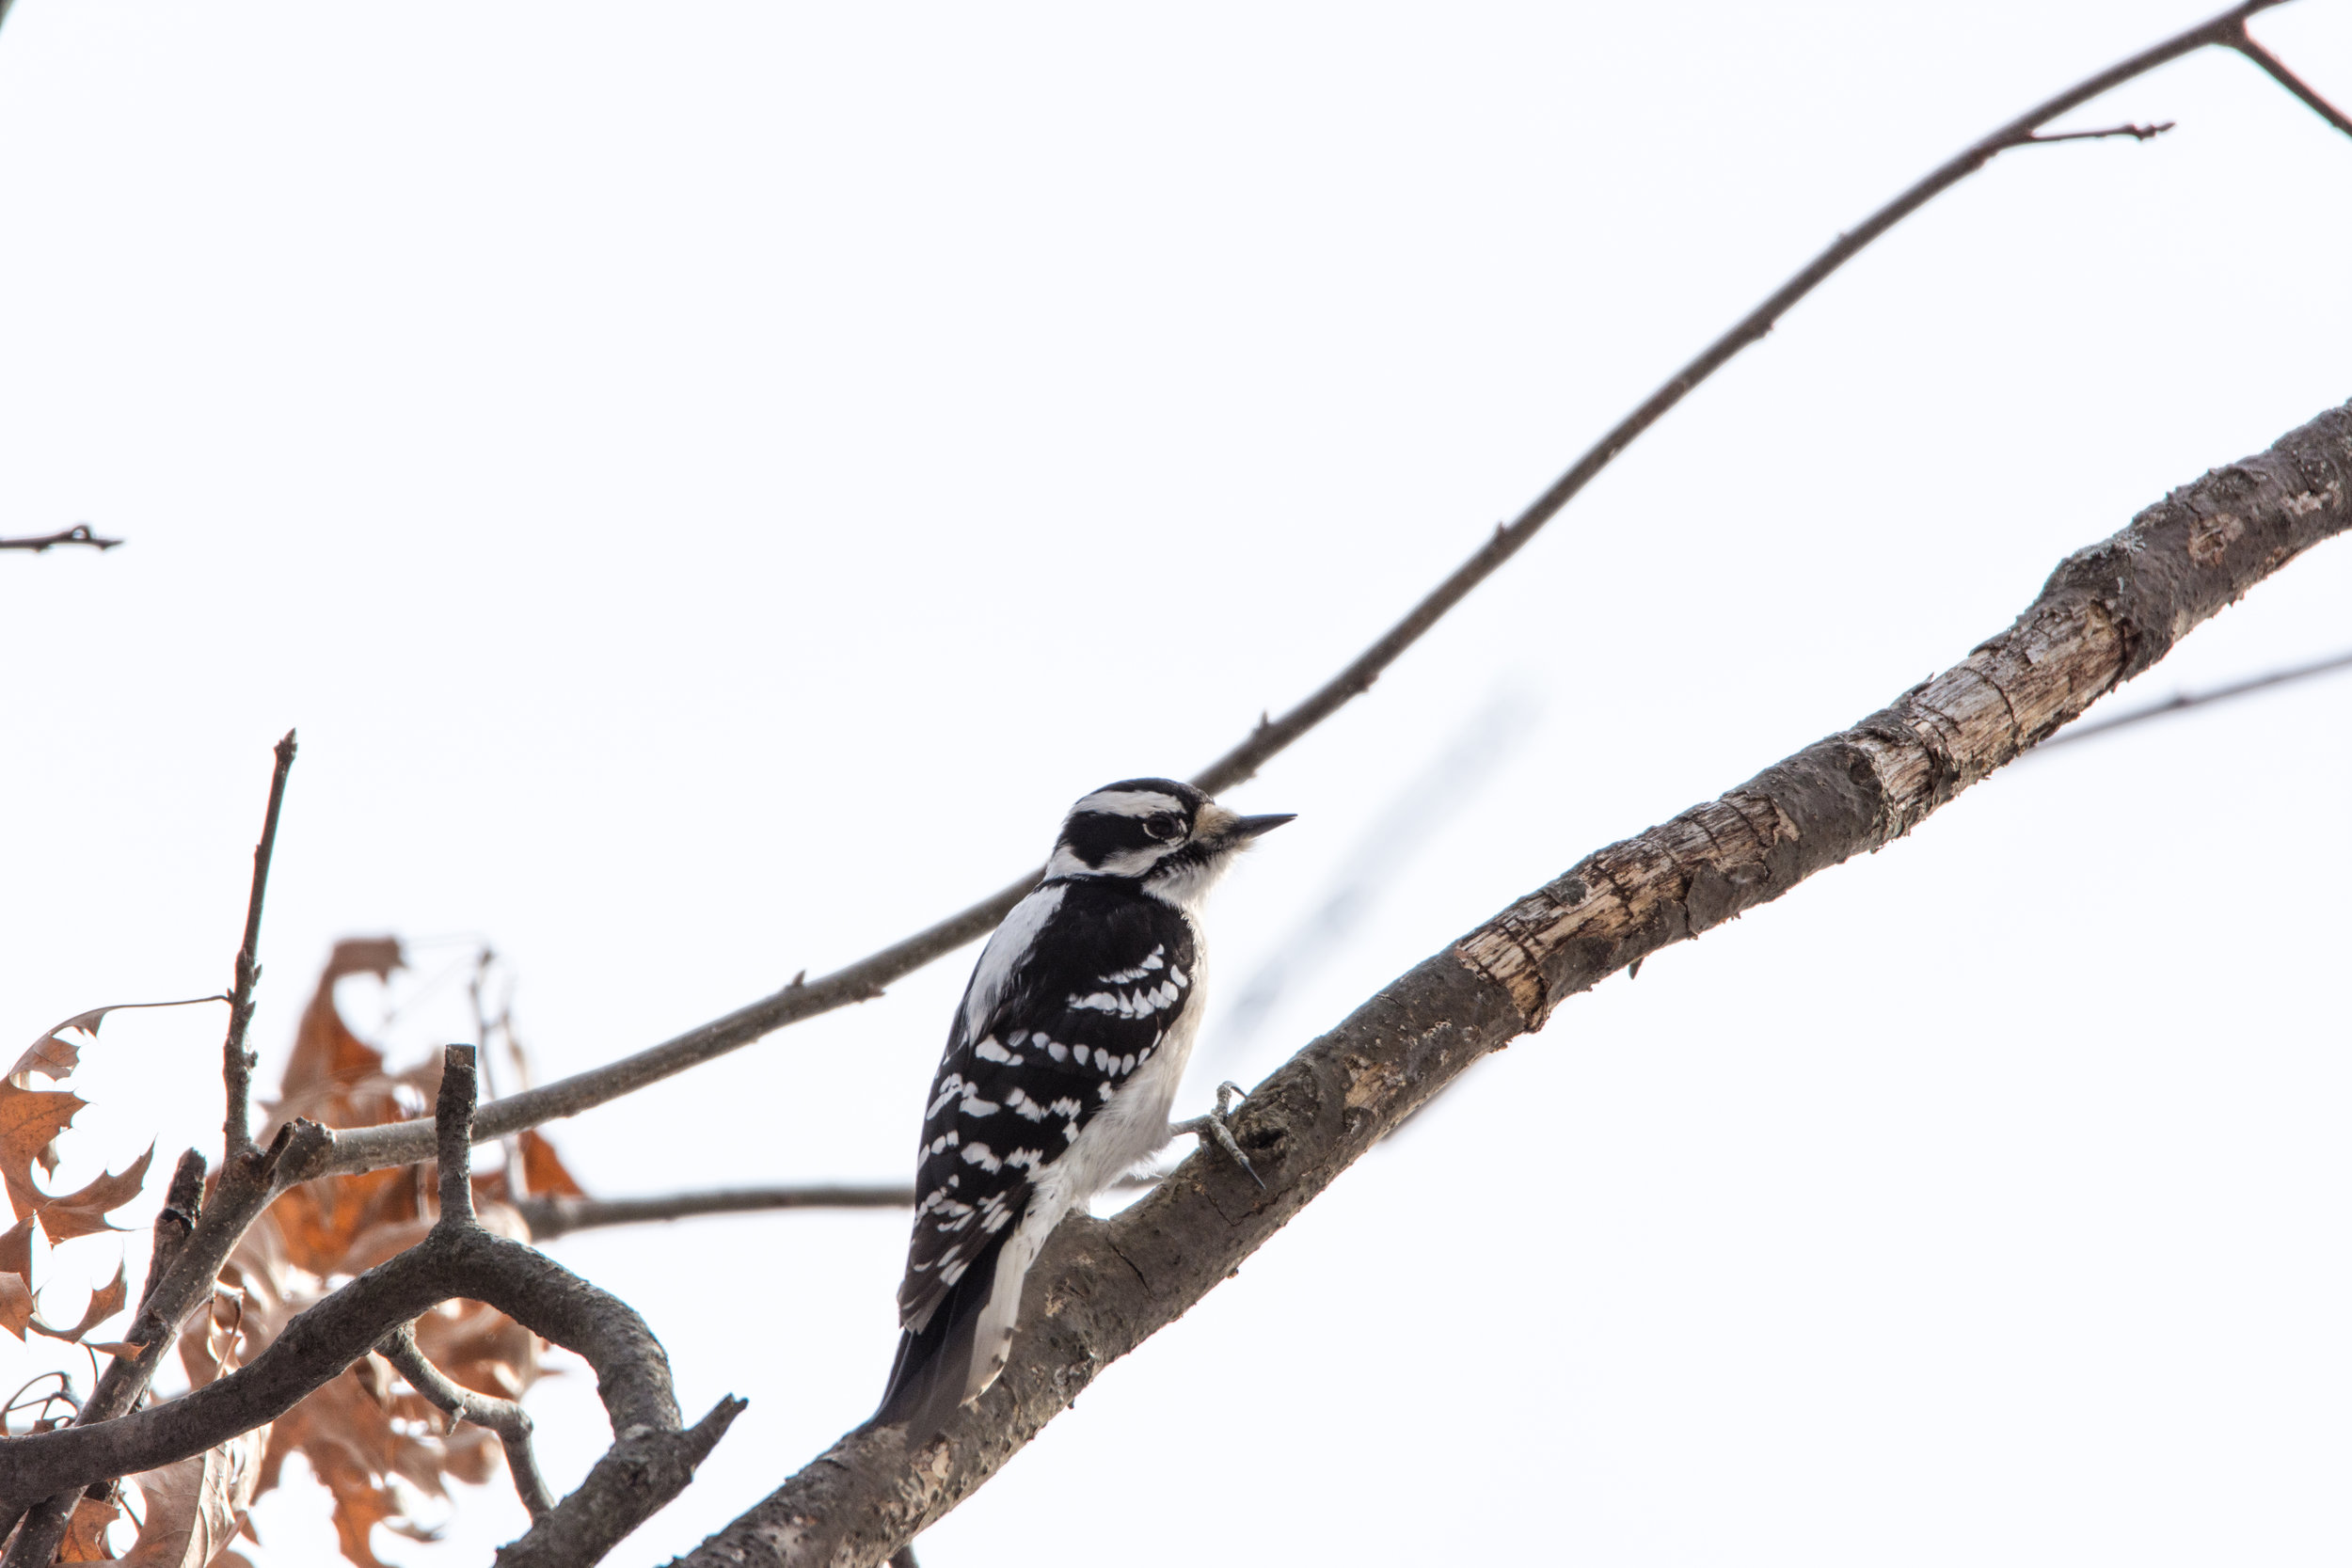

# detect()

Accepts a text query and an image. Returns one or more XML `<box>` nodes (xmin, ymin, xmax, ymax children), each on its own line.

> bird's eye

<box><xmin>1143</xmin><ymin>813</ymin><xmax>1184</xmax><ymax>842</ymax></box>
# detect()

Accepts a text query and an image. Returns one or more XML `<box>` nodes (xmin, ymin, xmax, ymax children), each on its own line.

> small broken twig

<box><xmin>0</xmin><ymin>524</ymin><xmax>121</xmax><ymax>553</ymax></box>
<box><xmin>135</xmin><ymin>1150</ymin><xmax>208</xmax><ymax>1322</ymax></box>
<box><xmin>2026</xmin><ymin>120</ymin><xmax>2175</xmax><ymax>144</ymax></box>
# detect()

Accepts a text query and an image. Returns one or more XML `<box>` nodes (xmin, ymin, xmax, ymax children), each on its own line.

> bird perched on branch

<box><xmin>877</xmin><ymin>778</ymin><xmax>1293</xmax><ymax>1440</ymax></box>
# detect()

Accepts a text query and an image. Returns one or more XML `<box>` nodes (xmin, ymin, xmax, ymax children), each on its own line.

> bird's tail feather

<box><xmin>875</xmin><ymin>1235</ymin><xmax>1007</xmax><ymax>1443</ymax></box>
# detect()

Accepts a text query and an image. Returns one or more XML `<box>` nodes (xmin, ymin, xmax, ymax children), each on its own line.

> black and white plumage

<box><xmin>875</xmin><ymin>777</ymin><xmax>1292</xmax><ymax>1439</ymax></box>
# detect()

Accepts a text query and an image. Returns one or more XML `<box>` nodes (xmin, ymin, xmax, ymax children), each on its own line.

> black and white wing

<box><xmin>877</xmin><ymin>878</ymin><xmax>1197</xmax><ymax>1432</ymax></box>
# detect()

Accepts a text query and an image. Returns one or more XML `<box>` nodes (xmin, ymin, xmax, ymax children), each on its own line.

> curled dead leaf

<box><xmin>516</xmin><ymin>1129</ymin><xmax>585</xmax><ymax>1198</ymax></box>
<box><xmin>120</xmin><ymin>1426</ymin><xmax>266</xmax><ymax>1568</ymax></box>
<box><xmin>31</xmin><ymin>1256</ymin><xmax>130</xmax><ymax>1343</ymax></box>
<box><xmin>9</xmin><ymin>996</ymin><xmax>231</xmax><ymax>1086</ymax></box>
<box><xmin>0</xmin><ymin>1082</ymin><xmax>86</xmax><ymax>1219</ymax></box>
<box><xmin>322</xmin><ymin>938</ymin><xmax>405</xmax><ymax>987</ymax></box>
<box><xmin>58</xmin><ymin>1494</ymin><xmax>122</xmax><ymax>1561</ymax></box>
<box><xmin>9</xmin><ymin>1029</ymin><xmax>81</xmax><ymax>1086</ymax></box>
<box><xmin>33</xmin><ymin>1145</ymin><xmax>156</xmax><ymax>1244</ymax></box>
<box><xmin>0</xmin><ymin>1211</ymin><xmax>32</xmax><ymax>1284</ymax></box>
<box><xmin>0</xmin><ymin>1269</ymin><xmax>32</xmax><ymax>1340</ymax></box>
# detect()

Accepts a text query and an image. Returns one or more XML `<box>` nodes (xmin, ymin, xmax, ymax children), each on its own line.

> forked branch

<box><xmin>2225</xmin><ymin>16</ymin><xmax>2352</xmax><ymax>137</ymax></box>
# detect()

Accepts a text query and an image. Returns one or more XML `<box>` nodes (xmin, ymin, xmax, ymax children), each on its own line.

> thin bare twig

<box><xmin>222</xmin><ymin>730</ymin><xmax>298</xmax><ymax>1162</ymax></box>
<box><xmin>2225</xmin><ymin>18</ymin><xmax>2352</xmax><ymax>138</ymax></box>
<box><xmin>379</xmin><ymin>1321</ymin><xmax>556</xmax><ymax>1519</ymax></box>
<box><xmin>511</xmin><ymin>1174</ymin><xmax>1156</xmax><ymax>1241</ymax></box>
<box><xmin>0</xmin><ymin>524</ymin><xmax>121</xmax><ymax>553</ymax></box>
<box><xmin>2032</xmin><ymin>645</ymin><xmax>2352</xmax><ymax>752</ymax></box>
<box><xmin>315</xmin><ymin>0</ymin><xmax>2322</xmax><ymax>1188</ymax></box>
<box><xmin>2026</xmin><ymin>119</ymin><xmax>2175</xmax><ymax>144</ymax></box>
<box><xmin>514</xmin><ymin>1185</ymin><xmax>917</xmax><ymax>1241</ymax></box>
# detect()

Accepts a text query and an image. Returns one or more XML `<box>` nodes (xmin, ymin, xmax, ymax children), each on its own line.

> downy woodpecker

<box><xmin>876</xmin><ymin>778</ymin><xmax>1292</xmax><ymax>1439</ymax></box>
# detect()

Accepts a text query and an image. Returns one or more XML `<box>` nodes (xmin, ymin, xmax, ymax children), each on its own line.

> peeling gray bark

<box><xmin>673</xmin><ymin>402</ymin><xmax>2352</xmax><ymax>1568</ymax></box>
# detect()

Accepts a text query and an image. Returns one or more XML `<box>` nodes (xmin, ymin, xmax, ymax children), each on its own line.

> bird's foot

<box><xmin>1172</xmin><ymin>1081</ymin><xmax>1265</xmax><ymax>1190</ymax></box>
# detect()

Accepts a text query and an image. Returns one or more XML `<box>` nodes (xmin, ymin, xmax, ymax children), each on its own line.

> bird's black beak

<box><xmin>1230</xmin><ymin>813</ymin><xmax>1296</xmax><ymax>839</ymax></box>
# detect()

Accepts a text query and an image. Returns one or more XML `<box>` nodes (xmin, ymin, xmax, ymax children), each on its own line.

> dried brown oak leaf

<box><xmin>8</xmin><ymin>1022</ymin><xmax>87</xmax><ymax>1085</ymax></box>
<box><xmin>0</xmin><ymin>1268</ymin><xmax>32</xmax><ymax>1340</ymax></box>
<box><xmin>0</xmin><ymin>1080</ymin><xmax>86</xmax><ymax>1218</ymax></box>
<box><xmin>31</xmin><ymin>1256</ymin><xmax>129</xmax><ymax>1343</ymax></box>
<box><xmin>259</xmin><ymin>1369</ymin><xmax>405</xmax><ymax>1568</ymax></box>
<box><xmin>58</xmin><ymin>1494</ymin><xmax>123</xmax><ymax>1561</ymax></box>
<box><xmin>2</xmin><ymin>1212</ymin><xmax>36</xmax><ymax>1337</ymax></box>
<box><xmin>515</xmin><ymin>1129</ymin><xmax>585</xmax><ymax>1199</ymax></box>
<box><xmin>27</xmin><ymin>1145</ymin><xmax>156</xmax><ymax>1244</ymax></box>
<box><xmin>258</xmin><ymin>947</ymin><xmax>432</xmax><ymax>1277</ymax></box>
<box><xmin>10</xmin><ymin>998</ymin><xmax>225</xmax><ymax>1088</ymax></box>
<box><xmin>0</xmin><ymin>1209</ymin><xmax>32</xmax><ymax>1282</ymax></box>
<box><xmin>9</xmin><ymin>1004</ymin><xmax>132</xmax><ymax>1087</ymax></box>
<box><xmin>119</xmin><ymin>1425</ymin><xmax>265</xmax><ymax>1568</ymax></box>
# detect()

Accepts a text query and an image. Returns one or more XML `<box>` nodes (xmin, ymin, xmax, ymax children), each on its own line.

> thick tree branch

<box><xmin>672</xmin><ymin>403</ymin><xmax>2352</xmax><ymax>1568</ymax></box>
<box><xmin>315</xmin><ymin>1</ymin><xmax>2314</xmax><ymax>1187</ymax></box>
<box><xmin>0</xmin><ymin>1049</ymin><xmax>742</xmax><ymax>1568</ymax></box>
<box><xmin>0</xmin><ymin>524</ymin><xmax>121</xmax><ymax>553</ymax></box>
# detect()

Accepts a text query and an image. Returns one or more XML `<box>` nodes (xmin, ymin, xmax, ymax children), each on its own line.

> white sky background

<box><xmin>3</xmin><ymin>1</ymin><xmax>2349</xmax><ymax>1562</ymax></box>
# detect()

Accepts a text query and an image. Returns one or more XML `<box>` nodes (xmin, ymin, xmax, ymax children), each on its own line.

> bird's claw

<box><xmin>1173</xmin><ymin>1081</ymin><xmax>1265</xmax><ymax>1190</ymax></box>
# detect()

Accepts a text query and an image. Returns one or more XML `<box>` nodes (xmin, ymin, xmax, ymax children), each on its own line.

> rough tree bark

<box><xmin>672</xmin><ymin>403</ymin><xmax>2352</xmax><ymax>1568</ymax></box>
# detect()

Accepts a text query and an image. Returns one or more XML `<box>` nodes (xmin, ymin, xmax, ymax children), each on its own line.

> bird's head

<box><xmin>1043</xmin><ymin>777</ymin><xmax>1294</xmax><ymax>906</ymax></box>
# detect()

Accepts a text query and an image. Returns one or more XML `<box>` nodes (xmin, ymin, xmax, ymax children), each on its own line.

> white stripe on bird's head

<box><xmin>1067</xmin><ymin>788</ymin><xmax>1190</xmax><ymax>819</ymax></box>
